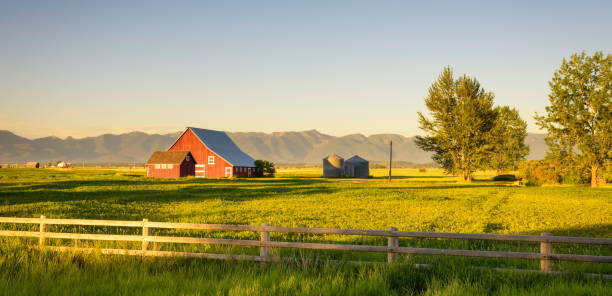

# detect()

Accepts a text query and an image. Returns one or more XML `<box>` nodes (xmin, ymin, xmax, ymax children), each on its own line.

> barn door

<box><xmin>195</xmin><ymin>164</ymin><xmax>205</xmax><ymax>178</ymax></box>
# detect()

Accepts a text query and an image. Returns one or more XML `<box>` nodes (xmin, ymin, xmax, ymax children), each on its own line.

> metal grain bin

<box><xmin>323</xmin><ymin>154</ymin><xmax>344</xmax><ymax>177</ymax></box>
<box><xmin>345</xmin><ymin>155</ymin><xmax>369</xmax><ymax>178</ymax></box>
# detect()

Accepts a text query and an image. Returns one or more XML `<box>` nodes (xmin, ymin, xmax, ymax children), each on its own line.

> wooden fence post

<box><xmin>260</xmin><ymin>223</ymin><xmax>270</xmax><ymax>261</ymax></box>
<box><xmin>540</xmin><ymin>232</ymin><xmax>553</xmax><ymax>272</ymax></box>
<box><xmin>388</xmin><ymin>227</ymin><xmax>398</xmax><ymax>263</ymax></box>
<box><xmin>39</xmin><ymin>215</ymin><xmax>47</xmax><ymax>247</ymax></box>
<box><xmin>142</xmin><ymin>218</ymin><xmax>150</xmax><ymax>252</ymax></box>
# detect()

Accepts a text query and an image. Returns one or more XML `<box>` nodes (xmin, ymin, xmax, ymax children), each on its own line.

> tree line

<box><xmin>416</xmin><ymin>51</ymin><xmax>610</xmax><ymax>187</ymax></box>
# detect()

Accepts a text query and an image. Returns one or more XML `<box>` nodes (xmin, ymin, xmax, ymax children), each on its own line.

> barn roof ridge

<box><xmin>187</xmin><ymin>127</ymin><xmax>255</xmax><ymax>167</ymax></box>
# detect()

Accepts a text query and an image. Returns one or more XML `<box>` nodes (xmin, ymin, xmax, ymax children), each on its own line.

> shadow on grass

<box><xmin>534</xmin><ymin>223</ymin><xmax>612</xmax><ymax>239</ymax></box>
<box><xmin>372</xmin><ymin>175</ymin><xmax>449</xmax><ymax>180</ymax></box>
<box><xmin>5</xmin><ymin>177</ymin><xmax>330</xmax><ymax>190</ymax></box>
<box><xmin>0</xmin><ymin>174</ymin><xmax>518</xmax><ymax>209</ymax></box>
<box><xmin>0</xmin><ymin>187</ymin><xmax>339</xmax><ymax>206</ymax></box>
<box><xmin>376</xmin><ymin>184</ymin><xmax>511</xmax><ymax>190</ymax></box>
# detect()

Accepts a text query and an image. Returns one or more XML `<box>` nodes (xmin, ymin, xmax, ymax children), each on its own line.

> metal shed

<box><xmin>344</xmin><ymin>155</ymin><xmax>369</xmax><ymax>178</ymax></box>
<box><xmin>323</xmin><ymin>153</ymin><xmax>344</xmax><ymax>177</ymax></box>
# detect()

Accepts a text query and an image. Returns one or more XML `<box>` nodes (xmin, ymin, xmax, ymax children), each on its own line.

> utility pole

<box><xmin>388</xmin><ymin>140</ymin><xmax>392</xmax><ymax>181</ymax></box>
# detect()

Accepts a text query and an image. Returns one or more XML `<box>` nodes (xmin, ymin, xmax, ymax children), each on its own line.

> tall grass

<box><xmin>0</xmin><ymin>241</ymin><xmax>609</xmax><ymax>296</ymax></box>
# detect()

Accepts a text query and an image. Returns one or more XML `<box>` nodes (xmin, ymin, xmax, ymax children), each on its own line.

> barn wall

<box><xmin>233</xmin><ymin>166</ymin><xmax>262</xmax><ymax>178</ymax></box>
<box><xmin>169</xmin><ymin>129</ymin><xmax>233</xmax><ymax>178</ymax></box>
<box><xmin>146</xmin><ymin>164</ymin><xmax>181</xmax><ymax>178</ymax></box>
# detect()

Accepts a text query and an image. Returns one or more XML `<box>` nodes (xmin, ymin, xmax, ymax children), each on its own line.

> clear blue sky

<box><xmin>1</xmin><ymin>0</ymin><xmax>610</xmax><ymax>139</ymax></box>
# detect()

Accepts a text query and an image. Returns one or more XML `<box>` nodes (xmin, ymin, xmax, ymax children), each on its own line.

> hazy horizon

<box><xmin>1</xmin><ymin>1</ymin><xmax>611</xmax><ymax>139</ymax></box>
<box><xmin>2</xmin><ymin>127</ymin><xmax>551</xmax><ymax>141</ymax></box>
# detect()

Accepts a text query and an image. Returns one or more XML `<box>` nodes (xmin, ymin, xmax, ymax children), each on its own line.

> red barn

<box><xmin>146</xmin><ymin>151</ymin><xmax>195</xmax><ymax>178</ymax></box>
<box><xmin>168</xmin><ymin>127</ymin><xmax>261</xmax><ymax>178</ymax></box>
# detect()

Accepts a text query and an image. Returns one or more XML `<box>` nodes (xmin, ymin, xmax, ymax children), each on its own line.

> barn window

<box><xmin>185</xmin><ymin>155</ymin><xmax>190</xmax><ymax>162</ymax></box>
<box><xmin>161</xmin><ymin>164</ymin><xmax>167</xmax><ymax>169</ymax></box>
<box><xmin>208</xmin><ymin>156</ymin><xmax>215</xmax><ymax>165</ymax></box>
<box><xmin>155</xmin><ymin>164</ymin><xmax>160</xmax><ymax>169</ymax></box>
<box><xmin>168</xmin><ymin>164</ymin><xmax>173</xmax><ymax>169</ymax></box>
<box><xmin>225</xmin><ymin>167</ymin><xmax>232</xmax><ymax>178</ymax></box>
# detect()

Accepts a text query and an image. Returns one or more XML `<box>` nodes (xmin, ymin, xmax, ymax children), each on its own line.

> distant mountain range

<box><xmin>0</xmin><ymin>130</ymin><xmax>548</xmax><ymax>164</ymax></box>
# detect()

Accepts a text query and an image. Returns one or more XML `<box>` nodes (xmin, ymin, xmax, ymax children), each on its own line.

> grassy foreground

<box><xmin>0</xmin><ymin>168</ymin><xmax>610</xmax><ymax>295</ymax></box>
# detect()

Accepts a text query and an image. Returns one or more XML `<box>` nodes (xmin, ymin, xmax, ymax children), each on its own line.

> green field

<box><xmin>0</xmin><ymin>168</ymin><xmax>610</xmax><ymax>295</ymax></box>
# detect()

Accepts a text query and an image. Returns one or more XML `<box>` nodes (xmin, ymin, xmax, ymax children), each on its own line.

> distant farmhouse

<box><xmin>57</xmin><ymin>161</ymin><xmax>72</xmax><ymax>168</ymax></box>
<box><xmin>26</xmin><ymin>162</ymin><xmax>40</xmax><ymax>168</ymax></box>
<box><xmin>146</xmin><ymin>127</ymin><xmax>261</xmax><ymax>178</ymax></box>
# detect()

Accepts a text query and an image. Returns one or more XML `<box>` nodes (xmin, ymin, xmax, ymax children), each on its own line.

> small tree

<box><xmin>254</xmin><ymin>160</ymin><xmax>276</xmax><ymax>177</ymax></box>
<box><xmin>416</xmin><ymin>66</ymin><xmax>497</xmax><ymax>182</ymax></box>
<box><xmin>488</xmin><ymin>106</ymin><xmax>529</xmax><ymax>175</ymax></box>
<box><xmin>535</xmin><ymin>51</ymin><xmax>611</xmax><ymax>187</ymax></box>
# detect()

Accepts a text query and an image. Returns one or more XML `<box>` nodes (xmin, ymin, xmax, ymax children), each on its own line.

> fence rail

<box><xmin>0</xmin><ymin>216</ymin><xmax>610</xmax><ymax>275</ymax></box>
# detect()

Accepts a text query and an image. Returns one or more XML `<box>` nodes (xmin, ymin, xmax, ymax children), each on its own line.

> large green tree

<box><xmin>416</xmin><ymin>67</ymin><xmax>497</xmax><ymax>182</ymax></box>
<box><xmin>535</xmin><ymin>51</ymin><xmax>611</xmax><ymax>187</ymax></box>
<box><xmin>488</xmin><ymin>106</ymin><xmax>529</xmax><ymax>175</ymax></box>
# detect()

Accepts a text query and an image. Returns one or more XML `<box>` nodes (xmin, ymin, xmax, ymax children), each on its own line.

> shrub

<box><xmin>523</xmin><ymin>178</ymin><xmax>543</xmax><ymax>187</ymax></box>
<box><xmin>561</xmin><ymin>166</ymin><xmax>590</xmax><ymax>185</ymax></box>
<box><xmin>492</xmin><ymin>174</ymin><xmax>516</xmax><ymax>181</ymax></box>
<box><xmin>517</xmin><ymin>157</ymin><xmax>603</xmax><ymax>186</ymax></box>
<box><xmin>604</xmin><ymin>163</ymin><xmax>612</xmax><ymax>183</ymax></box>
<box><xmin>517</xmin><ymin>160</ymin><xmax>562</xmax><ymax>186</ymax></box>
<box><xmin>418</xmin><ymin>168</ymin><xmax>427</xmax><ymax>173</ymax></box>
<box><xmin>254</xmin><ymin>160</ymin><xmax>276</xmax><ymax>177</ymax></box>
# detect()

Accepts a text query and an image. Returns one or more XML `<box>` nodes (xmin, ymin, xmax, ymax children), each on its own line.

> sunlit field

<box><xmin>0</xmin><ymin>168</ymin><xmax>610</xmax><ymax>295</ymax></box>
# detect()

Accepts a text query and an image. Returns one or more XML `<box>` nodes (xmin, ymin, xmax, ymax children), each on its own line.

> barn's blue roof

<box><xmin>188</xmin><ymin>127</ymin><xmax>255</xmax><ymax>167</ymax></box>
